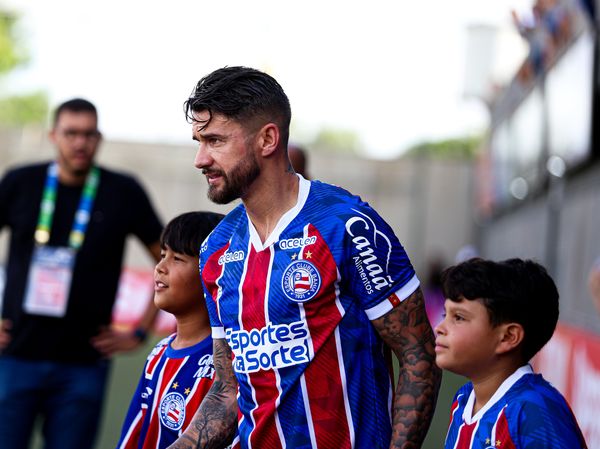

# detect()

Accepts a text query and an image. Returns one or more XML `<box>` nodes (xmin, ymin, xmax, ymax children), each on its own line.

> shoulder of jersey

<box><xmin>201</xmin><ymin>205</ymin><xmax>246</xmax><ymax>249</ymax></box>
<box><xmin>305</xmin><ymin>180</ymin><xmax>369</xmax><ymax>216</ymax></box>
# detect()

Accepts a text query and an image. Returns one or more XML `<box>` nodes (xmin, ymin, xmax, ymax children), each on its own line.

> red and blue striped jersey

<box><xmin>200</xmin><ymin>176</ymin><xmax>419</xmax><ymax>449</ymax></box>
<box><xmin>116</xmin><ymin>334</ymin><xmax>219</xmax><ymax>449</ymax></box>
<box><xmin>444</xmin><ymin>365</ymin><xmax>588</xmax><ymax>449</ymax></box>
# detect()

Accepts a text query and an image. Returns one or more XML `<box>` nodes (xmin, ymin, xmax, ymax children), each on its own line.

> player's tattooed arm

<box><xmin>371</xmin><ymin>287</ymin><xmax>442</xmax><ymax>449</ymax></box>
<box><xmin>166</xmin><ymin>338</ymin><xmax>238</xmax><ymax>449</ymax></box>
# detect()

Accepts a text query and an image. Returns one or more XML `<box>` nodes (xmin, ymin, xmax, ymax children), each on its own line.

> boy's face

<box><xmin>434</xmin><ymin>298</ymin><xmax>502</xmax><ymax>379</ymax></box>
<box><xmin>154</xmin><ymin>246</ymin><xmax>203</xmax><ymax>315</ymax></box>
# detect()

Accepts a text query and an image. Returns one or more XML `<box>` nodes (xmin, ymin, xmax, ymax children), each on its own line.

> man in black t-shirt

<box><xmin>0</xmin><ymin>98</ymin><xmax>163</xmax><ymax>449</ymax></box>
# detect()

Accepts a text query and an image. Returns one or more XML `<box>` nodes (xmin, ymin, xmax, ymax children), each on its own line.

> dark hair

<box><xmin>184</xmin><ymin>66</ymin><xmax>291</xmax><ymax>143</ymax></box>
<box><xmin>441</xmin><ymin>258</ymin><xmax>559</xmax><ymax>362</ymax></box>
<box><xmin>53</xmin><ymin>98</ymin><xmax>97</xmax><ymax>126</ymax></box>
<box><xmin>160</xmin><ymin>211</ymin><xmax>224</xmax><ymax>257</ymax></box>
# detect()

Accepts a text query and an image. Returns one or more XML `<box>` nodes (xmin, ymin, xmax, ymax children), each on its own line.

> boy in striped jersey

<box><xmin>115</xmin><ymin>212</ymin><xmax>236</xmax><ymax>449</ymax></box>
<box><xmin>435</xmin><ymin>258</ymin><xmax>587</xmax><ymax>449</ymax></box>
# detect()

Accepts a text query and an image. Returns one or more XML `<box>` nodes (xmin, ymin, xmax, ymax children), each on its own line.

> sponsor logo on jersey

<box><xmin>281</xmin><ymin>259</ymin><xmax>321</xmax><ymax>302</ymax></box>
<box><xmin>278</xmin><ymin>235</ymin><xmax>317</xmax><ymax>250</ymax></box>
<box><xmin>194</xmin><ymin>354</ymin><xmax>215</xmax><ymax>379</ymax></box>
<box><xmin>159</xmin><ymin>392</ymin><xmax>186</xmax><ymax>431</ymax></box>
<box><xmin>226</xmin><ymin>321</ymin><xmax>311</xmax><ymax>373</ymax></box>
<box><xmin>218</xmin><ymin>249</ymin><xmax>245</xmax><ymax>265</ymax></box>
<box><xmin>345</xmin><ymin>209</ymin><xmax>394</xmax><ymax>293</ymax></box>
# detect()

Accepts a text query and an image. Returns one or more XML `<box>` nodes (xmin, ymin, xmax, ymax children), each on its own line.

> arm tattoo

<box><xmin>166</xmin><ymin>339</ymin><xmax>238</xmax><ymax>449</ymax></box>
<box><xmin>372</xmin><ymin>288</ymin><xmax>442</xmax><ymax>449</ymax></box>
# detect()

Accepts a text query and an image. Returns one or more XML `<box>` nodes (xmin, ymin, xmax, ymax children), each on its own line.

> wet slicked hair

<box><xmin>53</xmin><ymin>98</ymin><xmax>97</xmax><ymax>126</ymax></box>
<box><xmin>441</xmin><ymin>258</ymin><xmax>559</xmax><ymax>363</ymax></box>
<box><xmin>184</xmin><ymin>66</ymin><xmax>291</xmax><ymax>144</ymax></box>
<box><xmin>160</xmin><ymin>211</ymin><xmax>224</xmax><ymax>257</ymax></box>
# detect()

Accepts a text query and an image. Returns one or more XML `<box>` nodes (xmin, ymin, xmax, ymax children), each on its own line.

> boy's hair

<box><xmin>53</xmin><ymin>98</ymin><xmax>97</xmax><ymax>126</ymax></box>
<box><xmin>184</xmin><ymin>66</ymin><xmax>291</xmax><ymax>145</ymax></box>
<box><xmin>441</xmin><ymin>258</ymin><xmax>559</xmax><ymax>363</ymax></box>
<box><xmin>160</xmin><ymin>211</ymin><xmax>224</xmax><ymax>257</ymax></box>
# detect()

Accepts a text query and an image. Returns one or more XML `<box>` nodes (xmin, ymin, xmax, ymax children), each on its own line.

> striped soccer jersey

<box><xmin>444</xmin><ymin>365</ymin><xmax>588</xmax><ymax>449</ymax></box>
<box><xmin>116</xmin><ymin>334</ymin><xmax>216</xmax><ymax>449</ymax></box>
<box><xmin>200</xmin><ymin>176</ymin><xmax>420</xmax><ymax>449</ymax></box>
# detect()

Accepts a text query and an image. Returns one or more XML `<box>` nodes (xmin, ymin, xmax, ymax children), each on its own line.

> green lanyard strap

<box><xmin>35</xmin><ymin>162</ymin><xmax>100</xmax><ymax>250</ymax></box>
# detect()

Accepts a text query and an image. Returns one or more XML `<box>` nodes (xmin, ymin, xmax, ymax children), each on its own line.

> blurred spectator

<box><xmin>588</xmin><ymin>257</ymin><xmax>600</xmax><ymax>316</ymax></box>
<box><xmin>423</xmin><ymin>256</ymin><xmax>447</xmax><ymax>329</ymax></box>
<box><xmin>454</xmin><ymin>244</ymin><xmax>479</xmax><ymax>263</ymax></box>
<box><xmin>288</xmin><ymin>143</ymin><xmax>310</xmax><ymax>179</ymax></box>
<box><xmin>0</xmin><ymin>98</ymin><xmax>163</xmax><ymax>449</ymax></box>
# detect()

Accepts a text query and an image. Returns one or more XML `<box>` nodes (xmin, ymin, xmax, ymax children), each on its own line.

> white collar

<box><xmin>463</xmin><ymin>364</ymin><xmax>533</xmax><ymax>424</ymax></box>
<box><xmin>247</xmin><ymin>174</ymin><xmax>311</xmax><ymax>252</ymax></box>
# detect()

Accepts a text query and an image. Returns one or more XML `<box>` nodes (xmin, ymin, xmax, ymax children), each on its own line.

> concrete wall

<box><xmin>478</xmin><ymin>162</ymin><xmax>600</xmax><ymax>335</ymax></box>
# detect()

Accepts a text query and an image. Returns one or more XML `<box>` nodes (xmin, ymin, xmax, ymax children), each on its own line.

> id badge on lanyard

<box><xmin>23</xmin><ymin>246</ymin><xmax>76</xmax><ymax>317</ymax></box>
<box><xmin>23</xmin><ymin>162</ymin><xmax>99</xmax><ymax>318</ymax></box>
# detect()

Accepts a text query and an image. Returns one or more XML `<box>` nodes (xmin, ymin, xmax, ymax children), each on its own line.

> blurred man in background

<box><xmin>0</xmin><ymin>98</ymin><xmax>163</xmax><ymax>449</ymax></box>
<box><xmin>288</xmin><ymin>143</ymin><xmax>310</xmax><ymax>179</ymax></box>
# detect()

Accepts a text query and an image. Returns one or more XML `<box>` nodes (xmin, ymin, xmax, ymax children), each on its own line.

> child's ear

<box><xmin>495</xmin><ymin>323</ymin><xmax>524</xmax><ymax>355</ymax></box>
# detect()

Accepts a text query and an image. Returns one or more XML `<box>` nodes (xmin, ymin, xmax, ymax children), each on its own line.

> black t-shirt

<box><xmin>0</xmin><ymin>162</ymin><xmax>163</xmax><ymax>363</ymax></box>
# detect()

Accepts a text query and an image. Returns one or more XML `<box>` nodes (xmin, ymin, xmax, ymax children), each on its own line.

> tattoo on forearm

<box><xmin>373</xmin><ymin>288</ymin><xmax>442</xmax><ymax>449</ymax></box>
<box><xmin>167</xmin><ymin>339</ymin><xmax>238</xmax><ymax>449</ymax></box>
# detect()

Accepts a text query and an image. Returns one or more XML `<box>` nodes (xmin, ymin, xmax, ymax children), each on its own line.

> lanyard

<box><xmin>34</xmin><ymin>162</ymin><xmax>100</xmax><ymax>249</ymax></box>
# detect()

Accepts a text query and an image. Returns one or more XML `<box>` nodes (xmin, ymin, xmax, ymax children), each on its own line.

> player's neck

<box><xmin>244</xmin><ymin>170</ymin><xmax>299</xmax><ymax>243</ymax></box>
<box><xmin>470</xmin><ymin>360</ymin><xmax>522</xmax><ymax>415</ymax></box>
<box><xmin>171</xmin><ymin>313</ymin><xmax>211</xmax><ymax>350</ymax></box>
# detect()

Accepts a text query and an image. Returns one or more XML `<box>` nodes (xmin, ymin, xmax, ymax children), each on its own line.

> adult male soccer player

<box><xmin>169</xmin><ymin>66</ymin><xmax>440</xmax><ymax>449</ymax></box>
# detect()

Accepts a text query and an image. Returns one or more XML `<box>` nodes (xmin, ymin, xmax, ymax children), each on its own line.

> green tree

<box><xmin>404</xmin><ymin>135</ymin><xmax>483</xmax><ymax>159</ymax></box>
<box><xmin>309</xmin><ymin>127</ymin><xmax>362</xmax><ymax>155</ymax></box>
<box><xmin>0</xmin><ymin>8</ymin><xmax>48</xmax><ymax>125</ymax></box>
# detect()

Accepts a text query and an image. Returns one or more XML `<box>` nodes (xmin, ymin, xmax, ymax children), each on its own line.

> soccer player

<box><xmin>167</xmin><ymin>66</ymin><xmax>440</xmax><ymax>449</ymax></box>
<box><xmin>436</xmin><ymin>258</ymin><xmax>587</xmax><ymax>448</ymax></box>
<box><xmin>115</xmin><ymin>211</ymin><xmax>233</xmax><ymax>449</ymax></box>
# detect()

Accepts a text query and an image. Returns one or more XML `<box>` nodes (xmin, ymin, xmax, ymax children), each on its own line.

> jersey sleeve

<box><xmin>512</xmin><ymin>396</ymin><xmax>588</xmax><ymax>448</ymax></box>
<box><xmin>339</xmin><ymin>201</ymin><xmax>419</xmax><ymax>320</ymax></box>
<box><xmin>200</xmin><ymin>238</ymin><xmax>227</xmax><ymax>339</ymax></box>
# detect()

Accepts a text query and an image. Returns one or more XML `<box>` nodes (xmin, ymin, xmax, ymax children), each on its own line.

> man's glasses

<box><xmin>59</xmin><ymin>129</ymin><xmax>101</xmax><ymax>142</ymax></box>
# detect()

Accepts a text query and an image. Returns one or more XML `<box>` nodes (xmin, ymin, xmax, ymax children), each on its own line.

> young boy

<box><xmin>115</xmin><ymin>211</ymin><xmax>227</xmax><ymax>449</ymax></box>
<box><xmin>435</xmin><ymin>258</ymin><xmax>587</xmax><ymax>449</ymax></box>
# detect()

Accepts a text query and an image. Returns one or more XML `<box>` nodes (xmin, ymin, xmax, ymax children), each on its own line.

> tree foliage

<box><xmin>309</xmin><ymin>127</ymin><xmax>362</xmax><ymax>155</ymax></box>
<box><xmin>0</xmin><ymin>91</ymin><xmax>48</xmax><ymax>126</ymax></box>
<box><xmin>0</xmin><ymin>10</ymin><xmax>25</xmax><ymax>74</ymax></box>
<box><xmin>0</xmin><ymin>8</ymin><xmax>47</xmax><ymax>125</ymax></box>
<box><xmin>404</xmin><ymin>135</ymin><xmax>483</xmax><ymax>160</ymax></box>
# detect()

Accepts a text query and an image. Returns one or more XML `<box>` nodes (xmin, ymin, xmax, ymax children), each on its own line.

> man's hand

<box><xmin>372</xmin><ymin>287</ymin><xmax>442</xmax><ymax>449</ymax></box>
<box><xmin>0</xmin><ymin>319</ymin><xmax>12</xmax><ymax>351</ymax></box>
<box><xmin>91</xmin><ymin>326</ymin><xmax>145</xmax><ymax>357</ymax></box>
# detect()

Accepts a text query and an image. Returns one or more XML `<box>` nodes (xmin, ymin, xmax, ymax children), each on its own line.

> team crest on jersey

<box><xmin>159</xmin><ymin>392</ymin><xmax>186</xmax><ymax>431</ymax></box>
<box><xmin>282</xmin><ymin>260</ymin><xmax>321</xmax><ymax>302</ymax></box>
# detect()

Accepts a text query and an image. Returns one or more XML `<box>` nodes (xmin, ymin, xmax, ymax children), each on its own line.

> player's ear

<box><xmin>495</xmin><ymin>323</ymin><xmax>524</xmax><ymax>355</ymax></box>
<box><xmin>257</xmin><ymin>123</ymin><xmax>280</xmax><ymax>157</ymax></box>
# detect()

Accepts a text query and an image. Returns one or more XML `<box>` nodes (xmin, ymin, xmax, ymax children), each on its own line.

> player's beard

<box><xmin>206</xmin><ymin>150</ymin><xmax>261</xmax><ymax>205</ymax></box>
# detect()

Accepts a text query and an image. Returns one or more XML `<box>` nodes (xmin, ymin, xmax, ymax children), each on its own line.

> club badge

<box><xmin>282</xmin><ymin>260</ymin><xmax>321</xmax><ymax>302</ymax></box>
<box><xmin>159</xmin><ymin>391</ymin><xmax>186</xmax><ymax>430</ymax></box>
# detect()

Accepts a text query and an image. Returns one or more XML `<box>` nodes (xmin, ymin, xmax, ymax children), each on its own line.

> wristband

<box><xmin>133</xmin><ymin>327</ymin><xmax>148</xmax><ymax>342</ymax></box>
